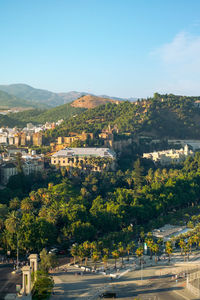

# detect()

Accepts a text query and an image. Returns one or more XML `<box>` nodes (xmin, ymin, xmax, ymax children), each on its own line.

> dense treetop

<box><xmin>1</xmin><ymin>151</ymin><xmax>200</xmax><ymax>253</ymax></box>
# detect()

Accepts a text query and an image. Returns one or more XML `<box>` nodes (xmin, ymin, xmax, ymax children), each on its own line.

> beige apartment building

<box><xmin>51</xmin><ymin>147</ymin><xmax>116</xmax><ymax>171</ymax></box>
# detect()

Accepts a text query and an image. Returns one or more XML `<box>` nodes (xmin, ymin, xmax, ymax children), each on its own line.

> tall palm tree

<box><xmin>5</xmin><ymin>211</ymin><xmax>21</xmax><ymax>269</ymax></box>
<box><xmin>184</xmin><ymin>244</ymin><xmax>190</xmax><ymax>261</ymax></box>
<box><xmin>103</xmin><ymin>248</ymin><xmax>109</xmax><ymax>256</ymax></box>
<box><xmin>70</xmin><ymin>244</ymin><xmax>79</xmax><ymax>265</ymax></box>
<box><xmin>112</xmin><ymin>250</ymin><xmax>120</xmax><ymax>269</ymax></box>
<box><xmin>135</xmin><ymin>247</ymin><xmax>144</xmax><ymax>265</ymax></box>
<box><xmin>78</xmin><ymin>245</ymin><xmax>85</xmax><ymax>265</ymax></box>
<box><xmin>193</xmin><ymin>234</ymin><xmax>199</xmax><ymax>250</ymax></box>
<box><xmin>152</xmin><ymin>243</ymin><xmax>159</xmax><ymax>263</ymax></box>
<box><xmin>146</xmin><ymin>239</ymin><xmax>154</xmax><ymax>259</ymax></box>
<box><xmin>165</xmin><ymin>241</ymin><xmax>173</xmax><ymax>262</ymax></box>
<box><xmin>5</xmin><ymin>211</ymin><xmax>20</xmax><ymax>234</ymax></box>
<box><xmin>90</xmin><ymin>241</ymin><xmax>98</xmax><ymax>254</ymax></box>
<box><xmin>92</xmin><ymin>251</ymin><xmax>100</xmax><ymax>270</ymax></box>
<box><xmin>126</xmin><ymin>241</ymin><xmax>135</xmax><ymax>261</ymax></box>
<box><xmin>83</xmin><ymin>241</ymin><xmax>91</xmax><ymax>266</ymax></box>
<box><xmin>118</xmin><ymin>242</ymin><xmax>125</xmax><ymax>266</ymax></box>
<box><xmin>179</xmin><ymin>239</ymin><xmax>186</xmax><ymax>256</ymax></box>
<box><xmin>188</xmin><ymin>237</ymin><xmax>193</xmax><ymax>255</ymax></box>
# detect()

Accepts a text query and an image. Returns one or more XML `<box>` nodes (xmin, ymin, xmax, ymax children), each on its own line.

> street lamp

<box><xmin>16</xmin><ymin>233</ymin><xmax>19</xmax><ymax>271</ymax></box>
<box><xmin>141</xmin><ymin>256</ymin><xmax>143</xmax><ymax>281</ymax></box>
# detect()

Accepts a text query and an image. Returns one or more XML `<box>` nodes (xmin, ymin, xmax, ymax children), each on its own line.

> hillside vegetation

<box><xmin>46</xmin><ymin>93</ymin><xmax>200</xmax><ymax>140</ymax></box>
<box><xmin>0</xmin><ymin>84</ymin><xmax>66</xmax><ymax>107</ymax></box>
<box><xmin>0</xmin><ymin>90</ymin><xmax>38</xmax><ymax>108</ymax></box>
<box><xmin>9</xmin><ymin>103</ymin><xmax>86</xmax><ymax>125</ymax></box>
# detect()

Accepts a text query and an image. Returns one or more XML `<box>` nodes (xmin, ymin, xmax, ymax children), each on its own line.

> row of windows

<box><xmin>53</xmin><ymin>158</ymin><xmax>84</xmax><ymax>164</ymax></box>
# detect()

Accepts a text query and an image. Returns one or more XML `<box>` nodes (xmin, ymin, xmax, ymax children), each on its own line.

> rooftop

<box><xmin>52</xmin><ymin>147</ymin><xmax>116</xmax><ymax>158</ymax></box>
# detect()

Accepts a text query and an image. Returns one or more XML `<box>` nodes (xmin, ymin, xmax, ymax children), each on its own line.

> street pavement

<box><xmin>0</xmin><ymin>264</ymin><xmax>21</xmax><ymax>300</ymax></box>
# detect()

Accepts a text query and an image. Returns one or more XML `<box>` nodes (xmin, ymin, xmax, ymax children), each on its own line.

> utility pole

<box><xmin>16</xmin><ymin>233</ymin><xmax>19</xmax><ymax>270</ymax></box>
<box><xmin>141</xmin><ymin>256</ymin><xmax>143</xmax><ymax>281</ymax></box>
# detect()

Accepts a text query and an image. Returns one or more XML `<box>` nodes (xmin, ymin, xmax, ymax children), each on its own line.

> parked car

<box><xmin>99</xmin><ymin>292</ymin><xmax>116</xmax><ymax>298</ymax></box>
<box><xmin>48</xmin><ymin>248</ymin><xmax>59</xmax><ymax>254</ymax></box>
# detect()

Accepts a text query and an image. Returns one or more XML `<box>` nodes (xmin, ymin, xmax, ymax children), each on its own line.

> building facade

<box><xmin>51</xmin><ymin>147</ymin><xmax>116</xmax><ymax>171</ymax></box>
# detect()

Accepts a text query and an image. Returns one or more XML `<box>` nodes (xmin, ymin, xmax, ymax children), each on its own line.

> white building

<box><xmin>143</xmin><ymin>145</ymin><xmax>193</xmax><ymax>165</ymax></box>
<box><xmin>0</xmin><ymin>154</ymin><xmax>44</xmax><ymax>185</ymax></box>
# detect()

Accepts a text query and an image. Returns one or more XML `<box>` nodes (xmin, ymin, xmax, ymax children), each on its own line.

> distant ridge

<box><xmin>0</xmin><ymin>84</ymin><xmax>137</xmax><ymax>108</ymax></box>
<box><xmin>0</xmin><ymin>89</ymin><xmax>39</xmax><ymax>108</ymax></box>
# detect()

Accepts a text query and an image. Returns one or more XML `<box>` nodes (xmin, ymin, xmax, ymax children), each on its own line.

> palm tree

<box><xmin>193</xmin><ymin>234</ymin><xmax>199</xmax><ymax>249</ymax></box>
<box><xmin>92</xmin><ymin>251</ymin><xmax>100</xmax><ymax>270</ymax></box>
<box><xmin>165</xmin><ymin>241</ymin><xmax>173</xmax><ymax>262</ymax></box>
<box><xmin>135</xmin><ymin>247</ymin><xmax>144</xmax><ymax>265</ymax></box>
<box><xmin>146</xmin><ymin>239</ymin><xmax>154</xmax><ymax>259</ymax></box>
<box><xmin>152</xmin><ymin>243</ymin><xmax>159</xmax><ymax>263</ymax></box>
<box><xmin>112</xmin><ymin>250</ymin><xmax>120</xmax><ymax>269</ymax></box>
<box><xmin>90</xmin><ymin>241</ymin><xmax>98</xmax><ymax>254</ymax></box>
<box><xmin>9</xmin><ymin>197</ymin><xmax>20</xmax><ymax>210</ymax></box>
<box><xmin>5</xmin><ymin>211</ymin><xmax>20</xmax><ymax>234</ymax></box>
<box><xmin>126</xmin><ymin>241</ymin><xmax>135</xmax><ymax>261</ymax></box>
<box><xmin>184</xmin><ymin>244</ymin><xmax>190</xmax><ymax>261</ymax></box>
<box><xmin>20</xmin><ymin>198</ymin><xmax>34</xmax><ymax>212</ymax></box>
<box><xmin>78</xmin><ymin>245</ymin><xmax>85</xmax><ymax>265</ymax></box>
<box><xmin>118</xmin><ymin>242</ymin><xmax>125</xmax><ymax>266</ymax></box>
<box><xmin>5</xmin><ymin>211</ymin><xmax>21</xmax><ymax>269</ymax></box>
<box><xmin>102</xmin><ymin>254</ymin><xmax>108</xmax><ymax>270</ymax></box>
<box><xmin>103</xmin><ymin>248</ymin><xmax>109</xmax><ymax>256</ymax></box>
<box><xmin>188</xmin><ymin>237</ymin><xmax>193</xmax><ymax>254</ymax></box>
<box><xmin>83</xmin><ymin>241</ymin><xmax>91</xmax><ymax>266</ymax></box>
<box><xmin>179</xmin><ymin>239</ymin><xmax>186</xmax><ymax>256</ymax></box>
<box><xmin>70</xmin><ymin>244</ymin><xmax>79</xmax><ymax>265</ymax></box>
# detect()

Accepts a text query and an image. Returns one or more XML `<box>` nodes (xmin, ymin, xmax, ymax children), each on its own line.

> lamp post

<box><xmin>141</xmin><ymin>256</ymin><xmax>143</xmax><ymax>281</ymax></box>
<box><xmin>16</xmin><ymin>233</ymin><xmax>19</xmax><ymax>270</ymax></box>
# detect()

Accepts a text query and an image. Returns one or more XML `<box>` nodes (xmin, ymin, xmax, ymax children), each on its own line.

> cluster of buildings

<box><xmin>143</xmin><ymin>144</ymin><xmax>194</xmax><ymax>165</ymax></box>
<box><xmin>50</xmin><ymin>125</ymin><xmax>118</xmax><ymax>152</ymax></box>
<box><xmin>51</xmin><ymin>147</ymin><xmax>116</xmax><ymax>171</ymax></box>
<box><xmin>0</xmin><ymin>120</ymin><xmax>63</xmax><ymax>147</ymax></box>
<box><xmin>0</xmin><ymin>148</ymin><xmax>44</xmax><ymax>185</ymax></box>
<box><xmin>51</xmin><ymin>132</ymin><xmax>94</xmax><ymax>151</ymax></box>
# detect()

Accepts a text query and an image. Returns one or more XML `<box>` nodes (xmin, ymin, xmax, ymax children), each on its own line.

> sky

<box><xmin>1</xmin><ymin>0</ymin><xmax>200</xmax><ymax>98</ymax></box>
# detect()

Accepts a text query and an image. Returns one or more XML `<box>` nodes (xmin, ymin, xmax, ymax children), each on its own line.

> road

<box><xmin>51</xmin><ymin>264</ymin><xmax>193</xmax><ymax>300</ymax></box>
<box><xmin>0</xmin><ymin>264</ymin><xmax>21</xmax><ymax>300</ymax></box>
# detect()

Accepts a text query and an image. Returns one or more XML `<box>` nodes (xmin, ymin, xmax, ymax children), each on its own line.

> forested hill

<box><xmin>46</xmin><ymin>93</ymin><xmax>200</xmax><ymax>140</ymax></box>
<box><xmin>0</xmin><ymin>90</ymin><xmax>37</xmax><ymax>108</ymax></box>
<box><xmin>8</xmin><ymin>103</ymin><xmax>86</xmax><ymax>125</ymax></box>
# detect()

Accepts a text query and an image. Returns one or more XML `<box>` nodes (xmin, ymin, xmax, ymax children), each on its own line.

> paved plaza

<box><xmin>50</xmin><ymin>254</ymin><xmax>200</xmax><ymax>300</ymax></box>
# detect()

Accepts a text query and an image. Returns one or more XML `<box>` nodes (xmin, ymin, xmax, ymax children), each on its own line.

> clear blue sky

<box><xmin>1</xmin><ymin>0</ymin><xmax>200</xmax><ymax>98</ymax></box>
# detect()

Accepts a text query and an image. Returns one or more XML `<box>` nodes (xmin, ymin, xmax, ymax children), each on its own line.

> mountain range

<box><xmin>0</xmin><ymin>84</ymin><xmax>137</xmax><ymax>108</ymax></box>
